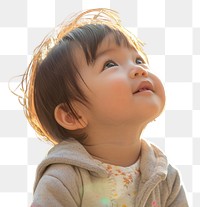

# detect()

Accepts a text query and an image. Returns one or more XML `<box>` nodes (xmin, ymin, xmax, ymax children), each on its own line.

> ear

<box><xmin>54</xmin><ymin>104</ymin><xmax>88</xmax><ymax>130</ymax></box>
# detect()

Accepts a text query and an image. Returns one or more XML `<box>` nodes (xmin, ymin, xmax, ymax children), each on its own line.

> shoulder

<box><xmin>33</xmin><ymin>164</ymin><xmax>83</xmax><ymax>207</ymax></box>
<box><xmin>164</xmin><ymin>164</ymin><xmax>189</xmax><ymax>206</ymax></box>
<box><xmin>165</xmin><ymin>164</ymin><xmax>182</xmax><ymax>191</ymax></box>
<box><xmin>39</xmin><ymin>163</ymin><xmax>83</xmax><ymax>191</ymax></box>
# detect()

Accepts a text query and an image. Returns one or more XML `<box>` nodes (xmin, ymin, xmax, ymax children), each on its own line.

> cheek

<box><xmin>97</xmin><ymin>76</ymin><xmax>130</xmax><ymax>100</ymax></box>
<box><xmin>153</xmin><ymin>76</ymin><xmax>166</xmax><ymax>107</ymax></box>
<box><xmin>90</xmin><ymin>76</ymin><xmax>132</xmax><ymax>112</ymax></box>
<box><xmin>157</xmin><ymin>79</ymin><xmax>165</xmax><ymax>99</ymax></box>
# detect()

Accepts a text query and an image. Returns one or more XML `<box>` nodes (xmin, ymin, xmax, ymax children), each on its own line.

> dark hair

<box><xmin>16</xmin><ymin>9</ymin><xmax>147</xmax><ymax>144</ymax></box>
<box><xmin>35</xmin><ymin>24</ymin><xmax>143</xmax><ymax>143</ymax></box>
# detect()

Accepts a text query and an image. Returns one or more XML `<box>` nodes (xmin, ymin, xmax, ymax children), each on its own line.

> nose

<box><xmin>129</xmin><ymin>66</ymin><xmax>148</xmax><ymax>79</ymax></box>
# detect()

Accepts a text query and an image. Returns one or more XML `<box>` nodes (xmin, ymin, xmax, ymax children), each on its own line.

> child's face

<box><xmin>76</xmin><ymin>36</ymin><xmax>165</xmax><ymax>129</ymax></box>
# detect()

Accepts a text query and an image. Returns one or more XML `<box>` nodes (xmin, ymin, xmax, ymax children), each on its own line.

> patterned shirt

<box><xmin>96</xmin><ymin>159</ymin><xmax>141</xmax><ymax>207</ymax></box>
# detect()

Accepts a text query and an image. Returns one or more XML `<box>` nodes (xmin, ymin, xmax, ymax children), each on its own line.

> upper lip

<box><xmin>133</xmin><ymin>81</ymin><xmax>154</xmax><ymax>94</ymax></box>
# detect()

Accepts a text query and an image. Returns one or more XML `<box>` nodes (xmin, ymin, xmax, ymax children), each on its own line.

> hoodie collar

<box><xmin>140</xmin><ymin>139</ymin><xmax>168</xmax><ymax>182</ymax></box>
<box><xmin>35</xmin><ymin>138</ymin><xmax>168</xmax><ymax>187</ymax></box>
<box><xmin>36</xmin><ymin>138</ymin><xmax>108</xmax><ymax>181</ymax></box>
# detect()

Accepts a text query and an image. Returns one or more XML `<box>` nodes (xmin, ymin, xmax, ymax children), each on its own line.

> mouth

<box><xmin>133</xmin><ymin>81</ymin><xmax>154</xmax><ymax>94</ymax></box>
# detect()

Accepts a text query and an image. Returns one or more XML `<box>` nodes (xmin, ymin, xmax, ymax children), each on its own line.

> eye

<box><xmin>103</xmin><ymin>60</ymin><xmax>118</xmax><ymax>70</ymax></box>
<box><xmin>136</xmin><ymin>58</ymin><xmax>145</xmax><ymax>65</ymax></box>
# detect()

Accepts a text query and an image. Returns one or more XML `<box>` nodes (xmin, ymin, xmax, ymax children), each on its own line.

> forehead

<box><xmin>95</xmin><ymin>34</ymin><xmax>136</xmax><ymax>56</ymax></box>
<box><xmin>94</xmin><ymin>35</ymin><xmax>147</xmax><ymax>63</ymax></box>
<box><xmin>70</xmin><ymin>29</ymin><xmax>147</xmax><ymax>70</ymax></box>
<box><xmin>74</xmin><ymin>36</ymin><xmax>144</xmax><ymax>72</ymax></box>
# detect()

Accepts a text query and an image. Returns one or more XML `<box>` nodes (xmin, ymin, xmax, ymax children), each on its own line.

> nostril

<box><xmin>142</xmin><ymin>71</ymin><xmax>146</xmax><ymax>76</ymax></box>
<box><xmin>143</xmin><ymin>70</ymin><xmax>148</xmax><ymax>77</ymax></box>
<box><xmin>129</xmin><ymin>69</ymin><xmax>148</xmax><ymax>79</ymax></box>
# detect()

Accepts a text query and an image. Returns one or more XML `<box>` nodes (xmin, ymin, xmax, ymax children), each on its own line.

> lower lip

<box><xmin>134</xmin><ymin>90</ymin><xmax>154</xmax><ymax>95</ymax></box>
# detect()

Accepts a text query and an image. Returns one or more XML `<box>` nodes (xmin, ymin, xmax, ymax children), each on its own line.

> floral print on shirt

<box><xmin>101</xmin><ymin>159</ymin><xmax>141</xmax><ymax>207</ymax></box>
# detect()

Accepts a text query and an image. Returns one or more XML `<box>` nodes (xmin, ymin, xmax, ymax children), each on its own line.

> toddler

<box><xmin>17</xmin><ymin>8</ymin><xmax>188</xmax><ymax>207</ymax></box>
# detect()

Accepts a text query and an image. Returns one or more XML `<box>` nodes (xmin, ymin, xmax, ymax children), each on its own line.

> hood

<box><xmin>33</xmin><ymin>138</ymin><xmax>108</xmax><ymax>191</ymax></box>
<box><xmin>33</xmin><ymin>138</ymin><xmax>168</xmax><ymax>192</ymax></box>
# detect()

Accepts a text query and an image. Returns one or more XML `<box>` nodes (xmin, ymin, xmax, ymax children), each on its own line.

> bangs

<box><xmin>62</xmin><ymin>24</ymin><xmax>134</xmax><ymax>65</ymax></box>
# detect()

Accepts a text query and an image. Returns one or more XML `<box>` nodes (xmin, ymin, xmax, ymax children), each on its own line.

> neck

<box><xmin>82</xmin><ymin>125</ymin><xmax>143</xmax><ymax>167</ymax></box>
<box><xmin>85</xmin><ymin>140</ymin><xmax>141</xmax><ymax>167</ymax></box>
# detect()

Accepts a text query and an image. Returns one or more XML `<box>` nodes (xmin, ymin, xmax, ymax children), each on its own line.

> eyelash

<box><xmin>135</xmin><ymin>58</ymin><xmax>145</xmax><ymax>65</ymax></box>
<box><xmin>102</xmin><ymin>58</ymin><xmax>145</xmax><ymax>71</ymax></box>
<box><xmin>103</xmin><ymin>60</ymin><xmax>118</xmax><ymax>70</ymax></box>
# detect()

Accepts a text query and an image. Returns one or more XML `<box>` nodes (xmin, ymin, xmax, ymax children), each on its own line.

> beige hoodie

<box><xmin>31</xmin><ymin>139</ymin><xmax>189</xmax><ymax>207</ymax></box>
